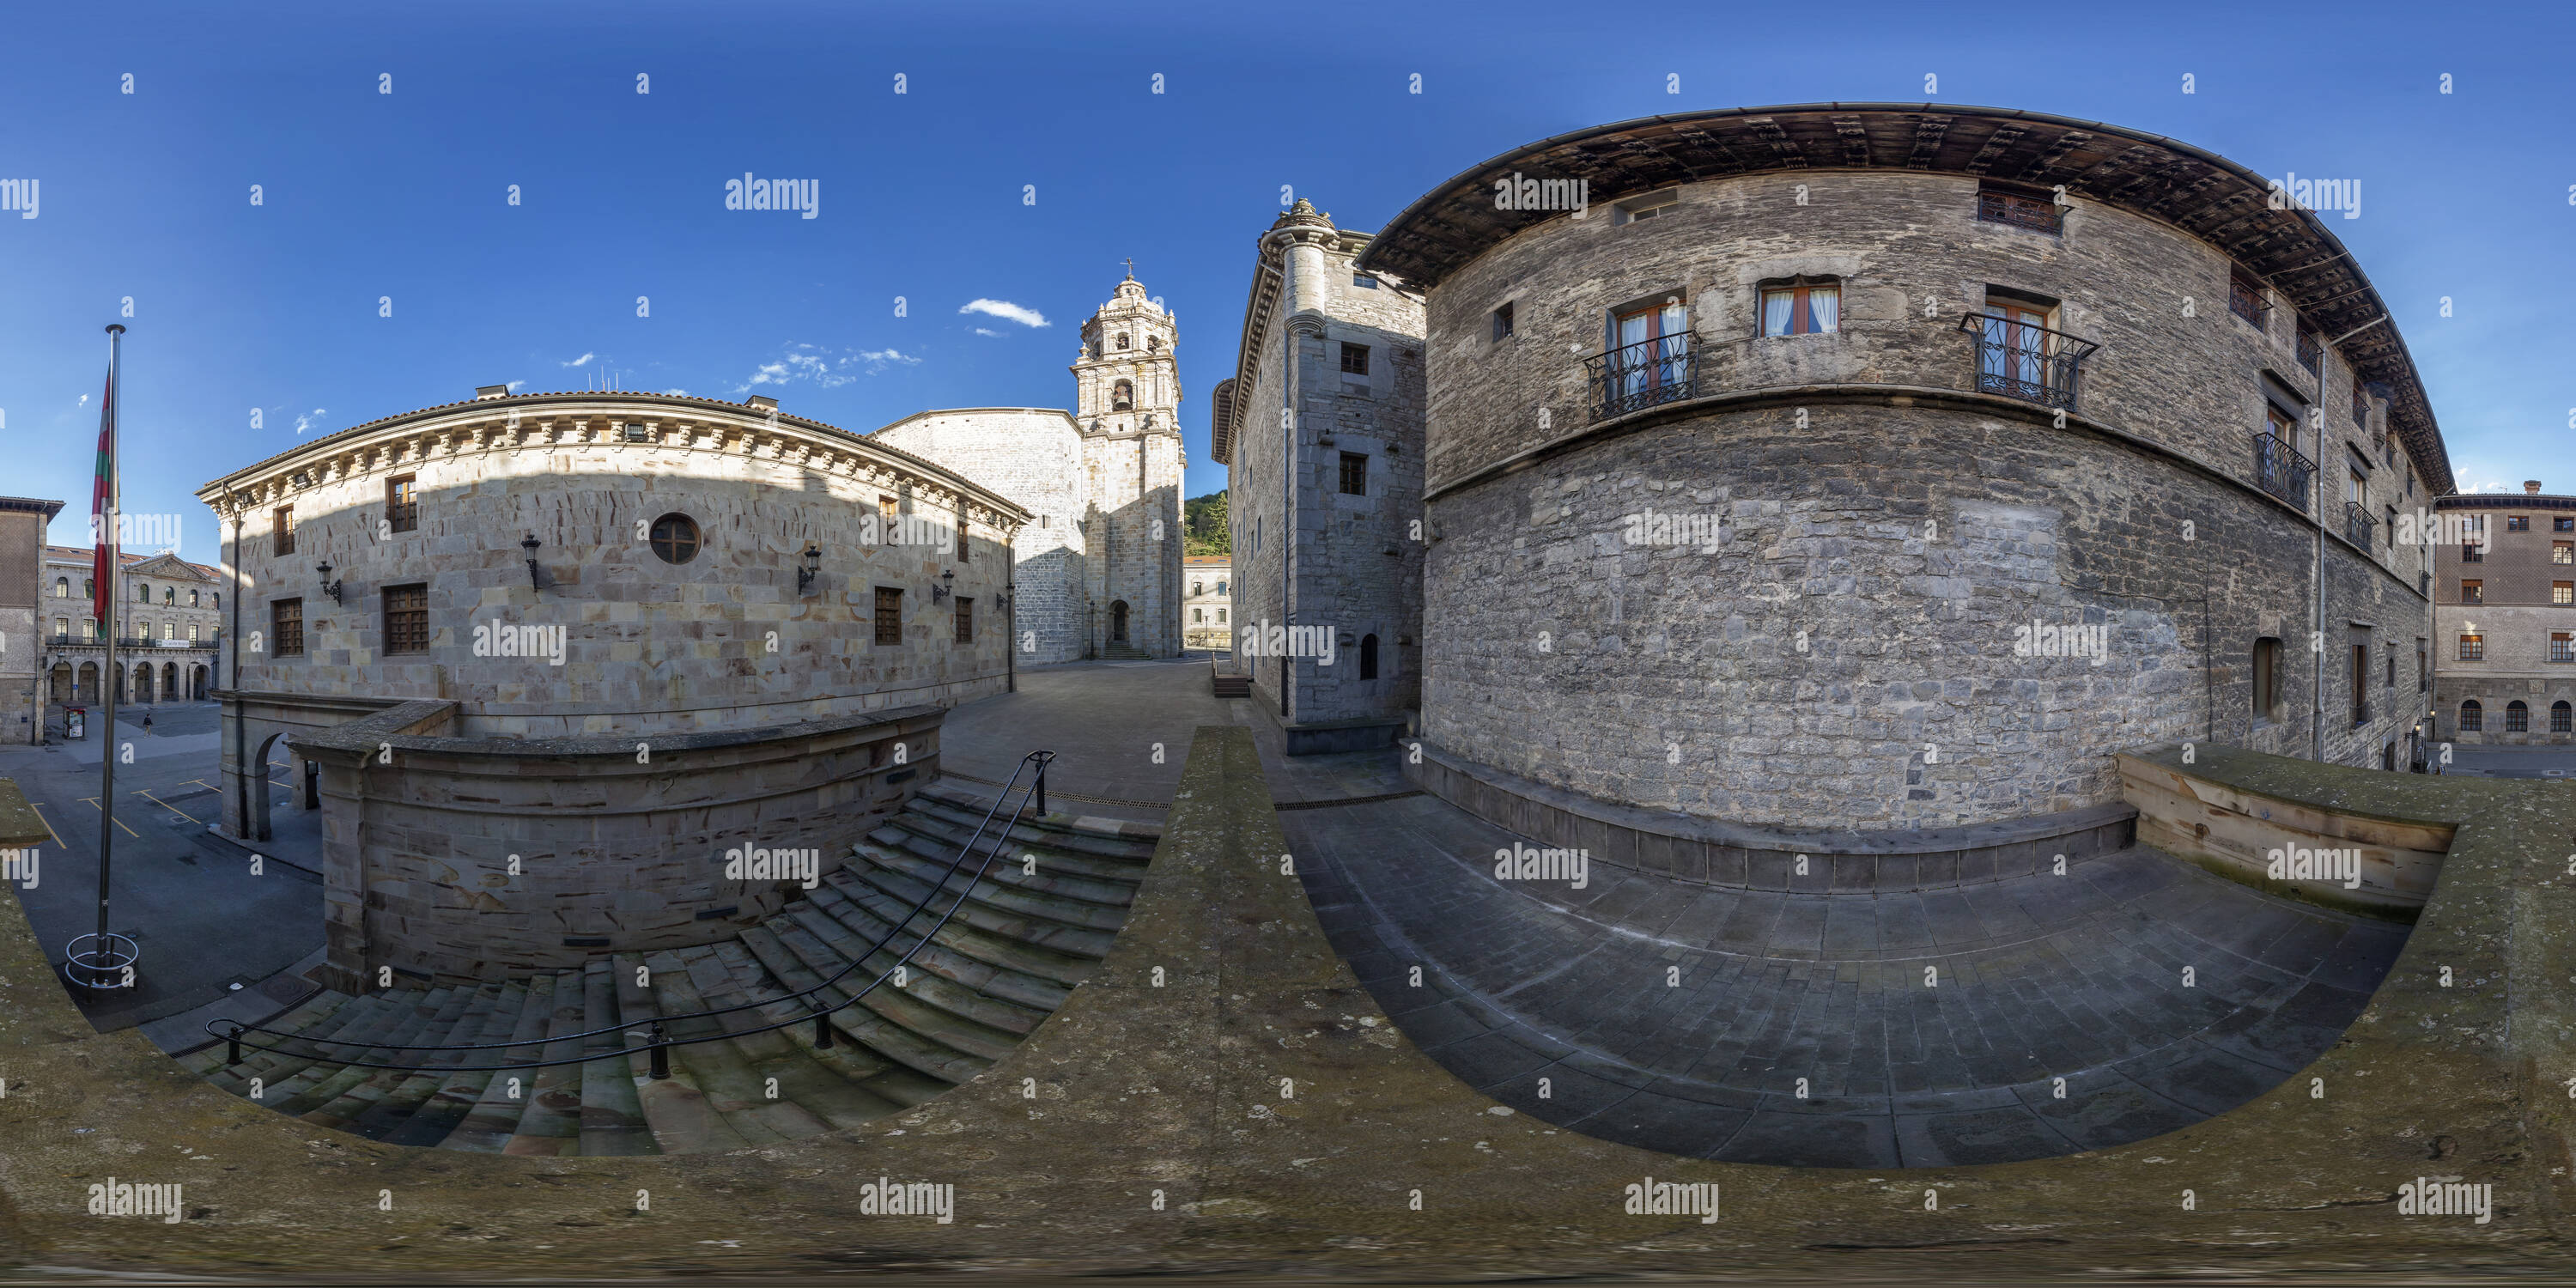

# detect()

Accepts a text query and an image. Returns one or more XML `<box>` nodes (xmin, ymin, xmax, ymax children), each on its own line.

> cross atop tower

<box><xmin>1122</xmin><ymin>258</ymin><xmax>1135</xmax><ymax>281</ymax></box>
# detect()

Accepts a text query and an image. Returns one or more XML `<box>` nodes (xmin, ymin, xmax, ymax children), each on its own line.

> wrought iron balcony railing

<box><xmin>2343</xmin><ymin>501</ymin><xmax>2376</xmax><ymax>550</ymax></box>
<box><xmin>2251</xmin><ymin>432</ymin><xmax>2315</xmax><ymax>513</ymax></box>
<box><xmin>1958</xmin><ymin>313</ymin><xmax>2098</xmax><ymax>412</ymax></box>
<box><xmin>1583</xmin><ymin>330</ymin><xmax>1699</xmax><ymax>423</ymax></box>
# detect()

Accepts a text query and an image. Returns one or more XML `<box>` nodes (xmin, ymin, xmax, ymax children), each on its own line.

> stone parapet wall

<box><xmin>291</xmin><ymin>703</ymin><xmax>945</xmax><ymax>989</ymax></box>
<box><xmin>2118</xmin><ymin>746</ymin><xmax>2447</xmax><ymax>918</ymax></box>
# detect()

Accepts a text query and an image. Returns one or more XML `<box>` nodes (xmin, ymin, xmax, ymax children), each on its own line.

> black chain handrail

<box><xmin>206</xmin><ymin>750</ymin><xmax>1054</xmax><ymax>1077</ymax></box>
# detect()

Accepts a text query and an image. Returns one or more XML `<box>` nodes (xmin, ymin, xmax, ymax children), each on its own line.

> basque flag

<box><xmin>90</xmin><ymin>373</ymin><xmax>113</xmax><ymax>623</ymax></box>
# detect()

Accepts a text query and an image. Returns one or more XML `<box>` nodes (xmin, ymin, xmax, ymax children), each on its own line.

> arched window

<box><xmin>83</xmin><ymin>578</ymin><xmax>94</xmax><ymax>598</ymax></box>
<box><xmin>2460</xmin><ymin>699</ymin><xmax>2483</xmax><ymax>732</ymax></box>
<box><xmin>2554</xmin><ymin>701</ymin><xmax>2573</xmax><ymax>734</ymax></box>
<box><xmin>54</xmin><ymin>617</ymin><xmax>69</xmax><ymax>640</ymax></box>
<box><xmin>649</xmin><ymin>513</ymin><xmax>702</xmax><ymax>564</ymax></box>
<box><xmin>1217</xmin><ymin>580</ymin><xmax>1227</xmax><ymax>596</ymax></box>
<box><xmin>164</xmin><ymin>586</ymin><xmax>174</xmax><ymax>605</ymax></box>
<box><xmin>1115</xmin><ymin>333</ymin><xmax>1131</xmax><ymax>350</ymax></box>
<box><xmin>1216</xmin><ymin>608</ymin><xmax>1225</xmax><ymax>623</ymax></box>
<box><xmin>1192</xmin><ymin>608</ymin><xmax>1203</xmax><ymax>623</ymax></box>
<box><xmin>1359</xmin><ymin>633</ymin><xmax>1380</xmax><ymax>681</ymax></box>
<box><xmin>1148</xmin><ymin>335</ymin><xmax>1161</xmax><ymax>351</ymax></box>
<box><xmin>1112</xmin><ymin>380</ymin><xmax>1133</xmax><ymax>411</ymax></box>
<box><xmin>1110</xmin><ymin>600</ymin><xmax>1130</xmax><ymax>643</ymax></box>
<box><xmin>52</xmin><ymin>577</ymin><xmax>66</xmax><ymax>598</ymax></box>
<box><xmin>2506</xmin><ymin>700</ymin><xmax>2530</xmax><ymax>733</ymax></box>
<box><xmin>212</xmin><ymin>592</ymin><xmax>219</xmax><ymax>609</ymax></box>
<box><xmin>2251</xmin><ymin>637</ymin><xmax>2281</xmax><ymax>722</ymax></box>
<box><xmin>136</xmin><ymin>582</ymin><xmax>149</xmax><ymax>602</ymax></box>
<box><xmin>1193</xmin><ymin>581</ymin><xmax>1203</xmax><ymax>596</ymax></box>
<box><xmin>191</xmin><ymin>589</ymin><xmax>200</xmax><ymax>606</ymax></box>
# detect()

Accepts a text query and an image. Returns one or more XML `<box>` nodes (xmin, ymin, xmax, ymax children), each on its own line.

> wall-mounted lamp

<box><xmin>521</xmin><ymin>532</ymin><xmax>546</xmax><ymax>591</ymax></box>
<box><xmin>797</xmin><ymin>544</ymin><xmax>823</xmax><ymax>596</ymax></box>
<box><xmin>932</xmin><ymin>569</ymin><xmax>956</xmax><ymax>604</ymax></box>
<box><xmin>316</xmin><ymin>561</ymin><xmax>343</xmax><ymax>605</ymax></box>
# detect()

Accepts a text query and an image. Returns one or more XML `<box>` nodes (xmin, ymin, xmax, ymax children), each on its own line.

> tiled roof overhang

<box><xmin>1355</xmin><ymin>103</ymin><xmax>2453</xmax><ymax>495</ymax></box>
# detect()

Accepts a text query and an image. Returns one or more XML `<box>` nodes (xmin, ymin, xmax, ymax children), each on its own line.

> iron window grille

<box><xmin>1583</xmin><ymin>329</ymin><xmax>1698</xmax><ymax>423</ymax></box>
<box><xmin>955</xmin><ymin>598</ymin><xmax>973</xmax><ymax>644</ymax></box>
<box><xmin>873</xmin><ymin>587</ymin><xmax>902</xmax><ymax>646</ymax></box>
<box><xmin>2251</xmin><ymin>432</ymin><xmax>2316</xmax><ymax>513</ymax></box>
<box><xmin>1339</xmin><ymin>452</ymin><xmax>1369</xmax><ymax>496</ymax></box>
<box><xmin>2342</xmin><ymin>501</ymin><xmax>2374</xmax><ymax>550</ymax></box>
<box><xmin>272</xmin><ymin>598</ymin><xmax>305</xmax><ymax>657</ymax></box>
<box><xmin>386</xmin><ymin>476</ymin><xmax>417</xmax><ymax>534</ymax></box>
<box><xmin>2229</xmin><ymin>272</ymin><xmax>2268</xmax><ymax>325</ymax></box>
<box><xmin>383</xmin><ymin>584</ymin><xmax>429</xmax><ymax>653</ymax></box>
<box><xmin>2296</xmin><ymin>326</ymin><xmax>2322</xmax><ymax>376</ymax></box>
<box><xmin>1340</xmin><ymin>343</ymin><xmax>1370</xmax><ymax>375</ymax></box>
<box><xmin>1959</xmin><ymin>313</ymin><xmax>2097</xmax><ymax>411</ymax></box>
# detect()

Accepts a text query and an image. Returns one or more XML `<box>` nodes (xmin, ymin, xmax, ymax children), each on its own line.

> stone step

<box><xmin>499</xmin><ymin>972</ymin><xmax>589</xmax><ymax>1156</ymax></box>
<box><xmin>884</xmin><ymin>807</ymin><xmax>1154</xmax><ymax>884</ymax></box>
<box><xmin>805</xmin><ymin>882</ymin><xmax>1077</xmax><ymax>1012</ymax></box>
<box><xmin>905</xmin><ymin>789</ymin><xmax>1163</xmax><ymax>862</ymax></box>
<box><xmin>761</xmin><ymin>911</ymin><xmax>1030</xmax><ymax>1062</ymax></box>
<box><xmin>701</xmin><ymin>939</ymin><xmax>945</xmax><ymax>1109</ymax></box>
<box><xmin>578</xmin><ymin>960</ymin><xmax>658</xmax><ymax>1157</ymax></box>
<box><xmin>1212</xmin><ymin>676</ymin><xmax>1251</xmax><ymax>698</ymax></box>
<box><xmin>197</xmin><ymin>988</ymin><xmax>379</xmax><ymax>1097</ymax></box>
<box><xmin>614</xmin><ymin>952</ymin><xmax>753</xmax><ymax>1156</ymax></box>
<box><xmin>779</xmin><ymin>902</ymin><xmax>1052</xmax><ymax>1037</ymax></box>
<box><xmin>669</xmin><ymin>945</ymin><xmax>902</xmax><ymax>1132</ymax></box>
<box><xmin>827</xmin><ymin>863</ymin><xmax>1117</xmax><ymax>967</ymax></box>
<box><xmin>381</xmin><ymin>981</ymin><xmax>531</xmax><ymax>1148</ymax></box>
<box><xmin>437</xmin><ymin>972</ymin><xmax>560</xmax><ymax>1151</ymax></box>
<box><xmin>867</xmin><ymin>827</ymin><xmax>1141</xmax><ymax>910</ymax></box>
<box><xmin>733</xmin><ymin>926</ymin><xmax>987</xmax><ymax>1087</ymax></box>
<box><xmin>644</xmin><ymin>951</ymin><xmax>826</xmax><ymax>1145</ymax></box>
<box><xmin>269</xmin><ymin>987</ymin><xmax>462</xmax><ymax>1116</ymax></box>
<box><xmin>854</xmin><ymin>841</ymin><xmax>1129</xmax><ymax>934</ymax></box>
<box><xmin>311</xmin><ymin>982</ymin><xmax>505</xmax><ymax>1134</ymax></box>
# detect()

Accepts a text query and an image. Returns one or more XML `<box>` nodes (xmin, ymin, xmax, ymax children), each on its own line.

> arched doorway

<box><xmin>1110</xmin><ymin>600</ymin><xmax>1130</xmax><ymax>644</ymax></box>
<box><xmin>48</xmin><ymin>663</ymin><xmax>71</xmax><ymax>704</ymax></box>
<box><xmin>192</xmin><ymin>664</ymin><xmax>210</xmax><ymax>701</ymax></box>
<box><xmin>162</xmin><ymin>661</ymin><xmax>179</xmax><ymax>704</ymax></box>
<box><xmin>1360</xmin><ymin>634</ymin><xmax>1380</xmax><ymax>681</ymax></box>
<box><xmin>76</xmin><ymin>661</ymin><xmax>97</xmax><ymax>704</ymax></box>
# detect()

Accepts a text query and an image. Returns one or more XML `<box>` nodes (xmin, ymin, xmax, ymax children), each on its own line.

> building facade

<box><xmin>1357</xmin><ymin>105</ymin><xmax>2447</xmax><ymax>837</ymax></box>
<box><xmin>875</xmin><ymin>276</ymin><xmax>1187</xmax><ymax>660</ymax></box>
<box><xmin>2432</xmin><ymin>482</ymin><xmax>2576</xmax><ymax>744</ymax></box>
<box><xmin>39</xmin><ymin>547</ymin><xmax>225</xmax><ymax>713</ymax></box>
<box><xmin>196</xmin><ymin>388</ymin><xmax>1027</xmax><ymax>989</ymax></box>
<box><xmin>0</xmin><ymin>497</ymin><xmax>65</xmax><ymax>744</ymax></box>
<box><xmin>1183</xmin><ymin>554</ymin><xmax>1230</xmax><ymax>650</ymax></box>
<box><xmin>1214</xmin><ymin>201</ymin><xmax>1429</xmax><ymax>752</ymax></box>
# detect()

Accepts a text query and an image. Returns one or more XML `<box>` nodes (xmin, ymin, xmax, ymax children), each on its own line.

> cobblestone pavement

<box><xmin>1283</xmin><ymin>792</ymin><xmax>2409</xmax><ymax>1168</ymax></box>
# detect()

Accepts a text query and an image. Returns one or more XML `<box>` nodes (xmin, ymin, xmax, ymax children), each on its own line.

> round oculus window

<box><xmin>648</xmin><ymin>513</ymin><xmax>701</xmax><ymax>564</ymax></box>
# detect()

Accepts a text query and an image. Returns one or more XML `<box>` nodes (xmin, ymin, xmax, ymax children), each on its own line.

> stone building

<box><xmin>875</xmin><ymin>276</ymin><xmax>1186</xmax><ymax>660</ymax></box>
<box><xmin>39</xmin><ymin>546</ymin><xmax>225</xmax><ymax>710</ymax></box>
<box><xmin>0</xmin><ymin>496</ymin><xmax>65</xmax><ymax>744</ymax></box>
<box><xmin>195</xmin><ymin>387</ymin><xmax>1026</xmax><ymax>989</ymax></box>
<box><xmin>1183</xmin><ymin>554</ymin><xmax>1230</xmax><ymax>650</ymax></box>
<box><xmin>2432</xmin><ymin>481</ymin><xmax>2576</xmax><ymax>744</ymax></box>
<box><xmin>1355</xmin><ymin>104</ymin><xmax>2448</xmax><ymax>849</ymax></box>
<box><xmin>1213</xmin><ymin>201</ymin><xmax>1429</xmax><ymax>752</ymax></box>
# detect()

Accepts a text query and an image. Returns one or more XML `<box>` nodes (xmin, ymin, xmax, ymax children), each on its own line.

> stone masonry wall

<box><xmin>872</xmin><ymin>409</ymin><xmax>1088</xmax><ymax>665</ymax></box>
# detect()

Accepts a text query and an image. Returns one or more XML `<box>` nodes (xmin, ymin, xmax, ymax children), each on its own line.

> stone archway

<box><xmin>192</xmin><ymin>664</ymin><xmax>210</xmax><ymax>701</ymax></box>
<box><xmin>76</xmin><ymin>661</ymin><xmax>97</xmax><ymax>704</ymax></box>
<box><xmin>162</xmin><ymin>661</ymin><xmax>178</xmax><ymax>704</ymax></box>
<box><xmin>1111</xmin><ymin>600</ymin><xmax>1130</xmax><ymax>643</ymax></box>
<box><xmin>48</xmin><ymin>663</ymin><xmax>70</xmax><ymax>705</ymax></box>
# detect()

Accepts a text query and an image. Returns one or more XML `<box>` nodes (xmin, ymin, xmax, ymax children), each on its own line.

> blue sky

<box><xmin>2</xmin><ymin>0</ymin><xmax>2568</xmax><ymax>563</ymax></box>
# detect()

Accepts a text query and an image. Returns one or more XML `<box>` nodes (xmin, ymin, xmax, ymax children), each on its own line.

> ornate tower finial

<box><xmin>1123</xmin><ymin>257</ymin><xmax>1135</xmax><ymax>281</ymax></box>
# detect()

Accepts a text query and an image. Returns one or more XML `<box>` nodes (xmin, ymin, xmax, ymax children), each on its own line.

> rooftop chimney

<box><xmin>2525</xmin><ymin>480</ymin><xmax>2543</xmax><ymax>495</ymax></box>
<box><xmin>475</xmin><ymin>385</ymin><xmax>511</xmax><ymax>400</ymax></box>
<box><xmin>746</xmin><ymin>395</ymin><xmax>779</xmax><ymax>411</ymax></box>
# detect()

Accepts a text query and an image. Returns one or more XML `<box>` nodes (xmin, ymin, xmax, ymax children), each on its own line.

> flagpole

<box><xmin>67</xmin><ymin>323</ymin><xmax>137</xmax><ymax>993</ymax></box>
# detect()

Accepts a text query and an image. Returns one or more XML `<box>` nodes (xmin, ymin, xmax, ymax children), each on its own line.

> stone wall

<box><xmin>872</xmin><ymin>409</ymin><xmax>1088</xmax><ymax>665</ymax></box>
<box><xmin>196</xmin><ymin>393</ymin><xmax>1025</xmax><ymax>739</ymax></box>
<box><xmin>0</xmin><ymin>500</ymin><xmax>56</xmax><ymax>744</ymax></box>
<box><xmin>291</xmin><ymin>700</ymin><xmax>943</xmax><ymax>988</ymax></box>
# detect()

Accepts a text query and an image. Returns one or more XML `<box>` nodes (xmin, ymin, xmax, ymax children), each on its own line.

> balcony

<box><xmin>1583</xmin><ymin>330</ymin><xmax>1698</xmax><ymax>423</ymax></box>
<box><xmin>2342</xmin><ymin>501</ymin><xmax>2375</xmax><ymax>550</ymax></box>
<box><xmin>2250</xmin><ymin>432</ymin><xmax>2315</xmax><ymax>513</ymax></box>
<box><xmin>1958</xmin><ymin>313</ymin><xmax>2097</xmax><ymax>412</ymax></box>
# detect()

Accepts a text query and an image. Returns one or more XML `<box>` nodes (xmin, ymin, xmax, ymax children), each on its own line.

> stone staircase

<box><xmin>1212</xmin><ymin>667</ymin><xmax>1250</xmax><ymax>699</ymax></box>
<box><xmin>173</xmin><ymin>780</ymin><xmax>1157</xmax><ymax>1155</ymax></box>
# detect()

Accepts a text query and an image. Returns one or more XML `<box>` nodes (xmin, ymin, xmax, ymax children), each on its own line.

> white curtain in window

<box><xmin>1762</xmin><ymin>289</ymin><xmax>1794</xmax><ymax>336</ymax></box>
<box><xmin>1807</xmin><ymin>285</ymin><xmax>1839</xmax><ymax>333</ymax></box>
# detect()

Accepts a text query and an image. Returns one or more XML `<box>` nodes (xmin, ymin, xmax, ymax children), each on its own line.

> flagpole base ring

<box><xmin>63</xmin><ymin>933</ymin><xmax>140</xmax><ymax>992</ymax></box>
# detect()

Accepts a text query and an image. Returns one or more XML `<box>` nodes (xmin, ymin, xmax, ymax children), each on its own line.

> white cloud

<box><xmin>732</xmin><ymin>343</ymin><xmax>920</xmax><ymax>395</ymax></box>
<box><xmin>506</xmin><ymin>380</ymin><xmax>526</xmax><ymax>391</ymax></box>
<box><xmin>960</xmin><ymin>299</ymin><xmax>1048</xmax><ymax>329</ymax></box>
<box><xmin>662</xmin><ymin>387</ymin><xmax>689</xmax><ymax>396</ymax></box>
<box><xmin>856</xmin><ymin>348</ymin><xmax>919</xmax><ymax>367</ymax></box>
<box><xmin>562</xmin><ymin>352</ymin><xmax>596</xmax><ymax>368</ymax></box>
<box><xmin>294</xmin><ymin>409</ymin><xmax>326</xmax><ymax>434</ymax></box>
<box><xmin>973</xmin><ymin>328</ymin><xmax>1004</xmax><ymax>337</ymax></box>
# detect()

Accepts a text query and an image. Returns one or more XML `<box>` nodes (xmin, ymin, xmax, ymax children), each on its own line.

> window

<box><xmin>2557</xmin><ymin>582</ymin><xmax>2574</xmax><ymax>605</ymax></box>
<box><xmin>1112</xmin><ymin>380</ymin><xmax>1133</xmax><ymax>410</ymax></box>
<box><xmin>2559</xmin><ymin>517</ymin><xmax>2574</xmax><ymax>532</ymax></box>
<box><xmin>1352</xmin><ymin>274</ymin><xmax>1379</xmax><ymax>289</ymax></box>
<box><xmin>1193</xmin><ymin>581</ymin><xmax>1203</xmax><ymax>597</ymax></box>
<box><xmin>2348</xmin><ymin>467</ymin><xmax>2366</xmax><ymax>509</ymax></box>
<box><xmin>274</xmin><ymin>506</ymin><xmax>295</xmax><ymax>556</ymax></box>
<box><xmin>1761</xmin><ymin>279</ymin><xmax>1839</xmax><ymax>336</ymax></box>
<box><xmin>2349</xmin><ymin>643</ymin><xmax>2368</xmax><ymax>726</ymax></box>
<box><xmin>2555</xmin><ymin>632</ymin><xmax>2576</xmax><ymax>664</ymax></box>
<box><xmin>2417</xmin><ymin>640</ymin><xmax>2427</xmax><ymax>692</ymax></box>
<box><xmin>2556</xmin><ymin>542</ymin><xmax>2573</xmax><ymax>565</ymax></box>
<box><xmin>1148</xmin><ymin>336</ymin><xmax>1160</xmax><ymax>351</ymax></box>
<box><xmin>134</xmin><ymin>582</ymin><xmax>148</xmax><ymax>602</ymax></box>
<box><xmin>1115</xmin><ymin>333</ymin><xmax>1131</xmax><ymax>350</ymax></box>
<box><xmin>383</xmin><ymin>583</ymin><xmax>428</xmax><ymax>653</ymax></box>
<box><xmin>2460</xmin><ymin>699</ymin><xmax>2483</xmax><ymax>732</ymax></box>
<box><xmin>2295</xmin><ymin>325</ymin><xmax>2321</xmax><ymax>376</ymax></box>
<box><xmin>212</xmin><ymin>592</ymin><xmax>218</xmax><ymax>609</ymax></box>
<box><xmin>2251</xmin><ymin>637</ymin><xmax>2281</xmax><ymax>722</ymax></box>
<box><xmin>956</xmin><ymin>518</ymin><xmax>969</xmax><ymax>562</ymax></box>
<box><xmin>2459</xmin><ymin>634</ymin><xmax>2485</xmax><ymax>661</ymax></box>
<box><xmin>2353</xmin><ymin>385</ymin><xmax>2370</xmax><ymax>428</ymax></box>
<box><xmin>272</xmin><ymin>598</ymin><xmax>305</xmax><ymax>657</ymax></box>
<box><xmin>53</xmin><ymin>617</ymin><xmax>67</xmax><ymax>639</ymax></box>
<box><xmin>878</xmin><ymin>495</ymin><xmax>899</xmax><ymax>533</ymax></box>
<box><xmin>387</xmin><ymin>475</ymin><xmax>417</xmax><ymax>532</ymax></box>
<box><xmin>953</xmin><ymin>598</ymin><xmax>972</xmax><ymax>644</ymax></box>
<box><xmin>1491</xmin><ymin>301</ymin><xmax>1515</xmax><ymax>343</ymax></box>
<box><xmin>1611</xmin><ymin>190</ymin><xmax>1677</xmax><ymax>224</ymax></box>
<box><xmin>1339</xmin><ymin>452</ymin><xmax>1369</xmax><ymax>496</ymax></box>
<box><xmin>620</xmin><ymin>422</ymin><xmax>650</xmax><ymax>442</ymax></box>
<box><xmin>1216</xmin><ymin>608</ymin><xmax>1226</xmax><ymax>623</ymax></box>
<box><xmin>2555</xmin><ymin>701</ymin><xmax>2574</xmax><ymax>734</ymax></box>
<box><xmin>1976</xmin><ymin>185</ymin><xmax>2062</xmax><ymax>234</ymax></box>
<box><xmin>52</xmin><ymin>577</ymin><xmax>64</xmax><ymax>598</ymax></box>
<box><xmin>2461</xmin><ymin>579</ymin><xmax>2482</xmax><ymax>605</ymax></box>
<box><xmin>2385</xmin><ymin>506</ymin><xmax>2397</xmax><ymax>551</ymax></box>
<box><xmin>1360</xmin><ymin>634</ymin><xmax>1380</xmax><ymax>681</ymax></box>
<box><xmin>873</xmin><ymin>587</ymin><xmax>902</xmax><ymax>646</ymax></box>
<box><xmin>2506</xmin><ymin>701</ymin><xmax>2530</xmax><ymax>733</ymax></box>
<box><xmin>2229</xmin><ymin>270</ymin><xmax>2266</xmax><ymax>325</ymax></box>
<box><xmin>648</xmin><ymin>513</ymin><xmax>700</xmax><ymax>564</ymax></box>
<box><xmin>2462</xmin><ymin>539</ymin><xmax>2484</xmax><ymax>562</ymax></box>
<box><xmin>2385</xmin><ymin>648</ymin><xmax>2395</xmax><ymax>687</ymax></box>
<box><xmin>164</xmin><ymin>586</ymin><xmax>174</xmax><ymax>605</ymax></box>
<box><xmin>1216</xmin><ymin>580</ymin><xmax>1226</xmax><ymax>596</ymax></box>
<box><xmin>189</xmin><ymin>589</ymin><xmax>199</xmax><ymax>606</ymax></box>
<box><xmin>1340</xmin><ymin>343</ymin><xmax>1370</xmax><ymax>375</ymax></box>
<box><xmin>2508</xmin><ymin>515</ymin><xmax>2530</xmax><ymax>532</ymax></box>
<box><xmin>82</xmin><ymin>578</ymin><xmax>93</xmax><ymax>598</ymax></box>
<box><xmin>1193</xmin><ymin>608</ymin><xmax>1203</xmax><ymax>623</ymax></box>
